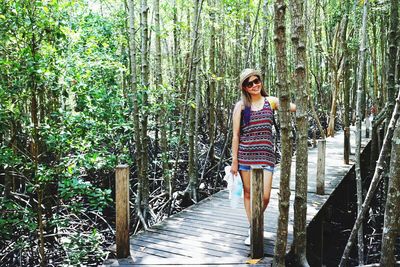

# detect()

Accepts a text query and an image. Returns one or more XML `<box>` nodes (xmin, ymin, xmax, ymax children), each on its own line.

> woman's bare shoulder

<box><xmin>266</xmin><ymin>96</ymin><xmax>279</xmax><ymax>110</ymax></box>
<box><xmin>266</xmin><ymin>96</ymin><xmax>278</xmax><ymax>102</ymax></box>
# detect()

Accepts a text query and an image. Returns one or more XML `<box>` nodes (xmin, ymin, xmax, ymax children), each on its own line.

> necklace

<box><xmin>251</xmin><ymin>97</ymin><xmax>264</xmax><ymax>110</ymax></box>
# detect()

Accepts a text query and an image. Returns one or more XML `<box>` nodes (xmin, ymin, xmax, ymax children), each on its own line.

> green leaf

<box><xmin>67</xmin><ymin>165</ymin><xmax>74</xmax><ymax>174</ymax></box>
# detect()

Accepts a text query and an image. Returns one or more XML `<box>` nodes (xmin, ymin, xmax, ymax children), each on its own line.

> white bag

<box><xmin>223</xmin><ymin>166</ymin><xmax>243</xmax><ymax>201</ymax></box>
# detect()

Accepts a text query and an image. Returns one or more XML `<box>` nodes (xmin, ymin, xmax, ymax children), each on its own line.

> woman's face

<box><xmin>243</xmin><ymin>75</ymin><xmax>262</xmax><ymax>95</ymax></box>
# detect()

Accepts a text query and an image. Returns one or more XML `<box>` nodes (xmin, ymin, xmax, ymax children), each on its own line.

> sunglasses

<box><xmin>244</xmin><ymin>78</ymin><xmax>261</xmax><ymax>88</ymax></box>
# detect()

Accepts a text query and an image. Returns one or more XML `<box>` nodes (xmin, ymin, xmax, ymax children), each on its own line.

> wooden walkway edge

<box><xmin>103</xmin><ymin>125</ymin><xmax>370</xmax><ymax>266</ymax></box>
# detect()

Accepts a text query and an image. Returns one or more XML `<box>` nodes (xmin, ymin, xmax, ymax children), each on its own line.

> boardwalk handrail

<box><xmin>250</xmin><ymin>166</ymin><xmax>264</xmax><ymax>259</ymax></box>
<box><xmin>116</xmin><ymin>165</ymin><xmax>130</xmax><ymax>258</ymax></box>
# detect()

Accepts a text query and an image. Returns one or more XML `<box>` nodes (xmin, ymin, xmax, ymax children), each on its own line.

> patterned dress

<box><xmin>238</xmin><ymin>98</ymin><xmax>275</xmax><ymax>168</ymax></box>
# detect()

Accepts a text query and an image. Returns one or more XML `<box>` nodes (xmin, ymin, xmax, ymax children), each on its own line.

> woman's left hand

<box><xmin>230</xmin><ymin>159</ymin><xmax>238</xmax><ymax>176</ymax></box>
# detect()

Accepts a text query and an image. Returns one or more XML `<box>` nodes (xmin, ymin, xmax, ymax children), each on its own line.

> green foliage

<box><xmin>0</xmin><ymin>198</ymin><xmax>36</xmax><ymax>242</ymax></box>
<box><xmin>0</xmin><ymin>1</ymin><xmax>128</xmax><ymax>264</ymax></box>
<box><xmin>0</xmin><ymin>0</ymin><xmax>392</xmax><ymax>265</ymax></box>
<box><xmin>0</xmin><ymin>146</ymin><xmax>22</xmax><ymax>169</ymax></box>
<box><xmin>59</xmin><ymin>177</ymin><xmax>112</xmax><ymax>212</ymax></box>
<box><xmin>60</xmin><ymin>228</ymin><xmax>107</xmax><ymax>266</ymax></box>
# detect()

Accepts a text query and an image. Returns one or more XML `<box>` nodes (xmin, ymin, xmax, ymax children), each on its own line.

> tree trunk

<box><xmin>290</xmin><ymin>0</ymin><xmax>309</xmax><ymax>265</ymax></box>
<box><xmin>127</xmin><ymin>0</ymin><xmax>143</xmax><ymax>199</ymax></box>
<box><xmin>354</xmin><ymin>1</ymin><xmax>369</xmax><ymax>264</ymax></box>
<box><xmin>380</xmin><ymin>2</ymin><xmax>399</xmax><ymax>265</ymax></box>
<box><xmin>370</xmin><ymin>109</ymin><xmax>386</xmax><ymax>172</ymax></box>
<box><xmin>5</xmin><ymin>119</ymin><xmax>18</xmax><ymax>199</ymax></box>
<box><xmin>184</xmin><ymin>0</ymin><xmax>203</xmax><ymax>202</ymax></box>
<box><xmin>208</xmin><ymin>0</ymin><xmax>216</xmax><ymax>168</ymax></box>
<box><xmin>242</xmin><ymin>0</ymin><xmax>251</xmax><ymax>67</ymax></box>
<box><xmin>217</xmin><ymin>4</ymin><xmax>227</xmax><ymax>141</ymax></box>
<box><xmin>193</xmin><ymin>43</ymin><xmax>202</xmax><ymax>202</ymax></box>
<box><xmin>169</xmin><ymin>0</ymin><xmax>178</xmax><ymax>199</ymax></box>
<box><xmin>188</xmin><ymin>0</ymin><xmax>198</xmax><ymax>202</ymax></box>
<box><xmin>370</xmin><ymin>11</ymin><xmax>379</xmax><ymax>108</ymax></box>
<box><xmin>235</xmin><ymin>3</ymin><xmax>241</xmax><ymax>76</ymax></box>
<box><xmin>342</xmin><ymin>13</ymin><xmax>350</xmax><ymax>164</ymax></box>
<box><xmin>261</xmin><ymin>0</ymin><xmax>269</xmax><ymax>84</ymax></box>
<box><xmin>172</xmin><ymin>0</ymin><xmax>180</xmax><ymax>90</ymax></box>
<box><xmin>139</xmin><ymin>0</ymin><xmax>150</xmax><ymax>221</ymax></box>
<box><xmin>380</xmin><ymin>120</ymin><xmax>400</xmax><ymax>266</ymax></box>
<box><xmin>313</xmin><ymin>0</ymin><xmax>323</xmax><ymax>111</ymax></box>
<box><xmin>382</xmin><ymin>0</ymin><xmax>399</xmax><ymax>225</ymax></box>
<box><xmin>379</xmin><ymin>14</ymin><xmax>387</xmax><ymax>108</ymax></box>
<box><xmin>28</xmin><ymin>23</ymin><xmax>46</xmax><ymax>266</ymax></box>
<box><xmin>153</xmin><ymin>0</ymin><xmax>169</xmax><ymax>196</ymax></box>
<box><xmin>290</xmin><ymin>0</ymin><xmax>309</xmax><ymax>266</ymax></box>
<box><xmin>386</xmin><ymin>0</ymin><xmax>398</xmax><ymax>132</ymax></box>
<box><xmin>273</xmin><ymin>1</ymin><xmax>292</xmax><ymax>266</ymax></box>
<box><xmin>397</xmin><ymin>36</ymin><xmax>400</xmax><ymax>85</ymax></box>
<box><xmin>340</xmin><ymin>89</ymin><xmax>400</xmax><ymax>266</ymax></box>
<box><xmin>327</xmin><ymin>24</ymin><xmax>341</xmax><ymax>137</ymax></box>
<box><xmin>32</xmin><ymin>90</ymin><xmax>45</xmax><ymax>267</ymax></box>
<box><xmin>244</xmin><ymin>0</ymin><xmax>262</xmax><ymax>67</ymax></box>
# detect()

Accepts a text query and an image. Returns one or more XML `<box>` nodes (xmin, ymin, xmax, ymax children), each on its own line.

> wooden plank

<box><xmin>149</xmin><ymin>224</ymin><xmax>253</xmax><ymax>248</ymax></box>
<box><xmin>155</xmin><ymin>217</ymin><xmax>251</xmax><ymax>238</ymax></box>
<box><xmin>130</xmin><ymin>245</ymin><xmax>168</xmax><ymax>258</ymax></box>
<box><xmin>147</xmin><ymin>221</ymin><xmax>291</xmax><ymax>254</ymax></box>
<box><xmin>194</xmin><ymin>202</ymin><xmax>315</xmax><ymax>228</ymax></box>
<box><xmin>158</xmin><ymin>211</ymin><xmax>295</xmax><ymax>239</ymax></box>
<box><xmin>134</xmin><ymin>235</ymin><xmax>243</xmax><ymax>257</ymax></box>
<box><xmin>149</xmin><ymin>221</ymin><xmax>289</xmax><ymax>251</ymax></box>
<box><xmin>130</xmin><ymin>242</ymin><xmax>190</xmax><ymax>258</ymax></box>
<box><xmin>132</xmin><ymin>238</ymin><xmax>226</xmax><ymax>258</ymax></box>
<box><xmin>138</xmin><ymin>229</ymin><xmax>249</xmax><ymax>255</ymax></box>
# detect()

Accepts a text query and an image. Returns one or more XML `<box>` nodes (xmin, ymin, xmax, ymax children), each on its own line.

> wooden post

<box><xmin>316</xmin><ymin>139</ymin><xmax>326</xmax><ymax>195</ymax></box>
<box><xmin>250</xmin><ymin>166</ymin><xmax>264</xmax><ymax>259</ymax></box>
<box><xmin>312</xmin><ymin>128</ymin><xmax>317</xmax><ymax>148</ymax></box>
<box><xmin>365</xmin><ymin>116</ymin><xmax>370</xmax><ymax>138</ymax></box>
<box><xmin>116</xmin><ymin>165</ymin><xmax>130</xmax><ymax>258</ymax></box>
<box><xmin>344</xmin><ymin>126</ymin><xmax>350</xmax><ymax>164</ymax></box>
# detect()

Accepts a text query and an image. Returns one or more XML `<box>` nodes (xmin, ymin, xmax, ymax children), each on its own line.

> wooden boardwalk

<box><xmin>103</xmin><ymin>126</ymin><xmax>369</xmax><ymax>266</ymax></box>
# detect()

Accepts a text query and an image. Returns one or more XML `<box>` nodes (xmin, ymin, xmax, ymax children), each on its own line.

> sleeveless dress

<box><xmin>238</xmin><ymin>98</ymin><xmax>275</xmax><ymax>168</ymax></box>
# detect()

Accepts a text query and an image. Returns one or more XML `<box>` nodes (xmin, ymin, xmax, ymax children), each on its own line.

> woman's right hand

<box><xmin>231</xmin><ymin>159</ymin><xmax>238</xmax><ymax>176</ymax></box>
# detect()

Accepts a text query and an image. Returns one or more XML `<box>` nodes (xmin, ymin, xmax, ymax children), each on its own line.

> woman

<box><xmin>230</xmin><ymin>68</ymin><xmax>295</xmax><ymax>245</ymax></box>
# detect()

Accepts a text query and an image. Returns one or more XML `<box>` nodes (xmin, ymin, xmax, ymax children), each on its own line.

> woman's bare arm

<box><xmin>231</xmin><ymin>101</ymin><xmax>243</xmax><ymax>175</ymax></box>
<box><xmin>267</xmin><ymin>96</ymin><xmax>296</xmax><ymax>112</ymax></box>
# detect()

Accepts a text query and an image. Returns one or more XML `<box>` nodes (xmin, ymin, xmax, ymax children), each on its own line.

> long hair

<box><xmin>241</xmin><ymin>75</ymin><xmax>268</xmax><ymax>125</ymax></box>
<box><xmin>241</xmin><ymin>75</ymin><xmax>268</xmax><ymax>106</ymax></box>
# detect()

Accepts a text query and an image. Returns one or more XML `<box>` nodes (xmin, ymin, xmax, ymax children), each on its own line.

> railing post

<box><xmin>344</xmin><ymin>126</ymin><xmax>350</xmax><ymax>164</ymax></box>
<box><xmin>116</xmin><ymin>165</ymin><xmax>130</xmax><ymax>258</ymax></box>
<box><xmin>312</xmin><ymin>128</ymin><xmax>317</xmax><ymax>148</ymax></box>
<box><xmin>365</xmin><ymin>116</ymin><xmax>370</xmax><ymax>138</ymax></box>
<box><xmin>316</xmin><ymin>139</ymin><xmax>326</xmax><ymax>195</ymax></box>
<box><xmin>250</xmin><ymin>166</ymin><xmax>264</xmax><ymax>259</ymax></box>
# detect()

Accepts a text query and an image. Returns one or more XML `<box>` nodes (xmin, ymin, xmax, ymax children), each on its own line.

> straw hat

<box><xmin>238</xmin><ymin>68</ymin><xmax>262</xmax><ymax>89</ymax></box>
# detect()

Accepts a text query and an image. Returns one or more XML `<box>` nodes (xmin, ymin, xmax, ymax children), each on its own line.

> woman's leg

<box><xmin>241</xmin><ymin>169</ymin><xmax>273</xmax><ymax>222</ymax></box>
<box><xmin>262</xmin><ymin>170</ymin><xmax>273</xmax><ymax>212</ymax></box>
<box><xmin>240</xmin><ymin>170</ymin><xmax>251</xmax><ymax>224</ymax></box>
